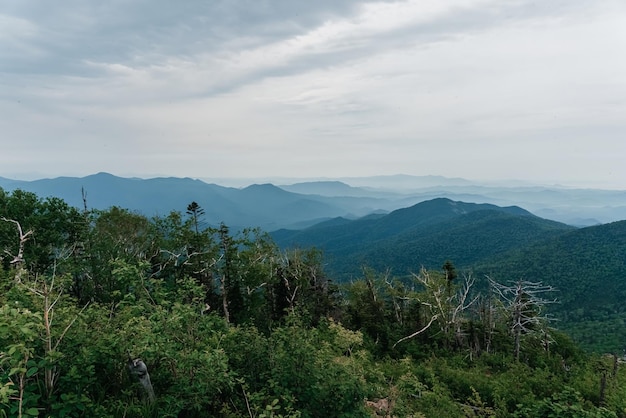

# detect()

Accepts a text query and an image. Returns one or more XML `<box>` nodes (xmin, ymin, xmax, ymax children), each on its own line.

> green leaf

<box><xmin>25</xmin><ymin>408</ymin><xmax>39</xmax><ymax>416</ymax></box>
<box><xmin>26</xmin><ymin>367</ymin><xmax>38</xmax><ymax>378</ymax></box>
<box><xmin>9</xmin><ymin>367</ymin><xmax>25</xmax><ymax>377</ymax></box>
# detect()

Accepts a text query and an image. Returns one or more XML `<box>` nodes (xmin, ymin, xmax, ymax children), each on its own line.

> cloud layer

<box><xmin>2</xmin><ymin>0</ymin><xmax>625</xmax><ymax>188</ymax></box>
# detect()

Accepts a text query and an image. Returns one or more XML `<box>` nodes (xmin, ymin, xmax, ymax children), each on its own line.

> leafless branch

<box><xmin>1</xmin><ymin>217</ymin><xmax>34</xmax><ymax>267</ymax></box>
<box><xmin>393</xmin><ymin>314</ymin><xmax>439</xmax><ymax>348</ymax></box>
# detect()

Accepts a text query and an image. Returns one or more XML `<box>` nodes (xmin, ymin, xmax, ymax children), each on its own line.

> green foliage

<box><xmin>2</xmin><ymin>188</ymin><xmax>626</xmax><ymax>417</ymax></box>
<box><xmin>273</xmin><ymin>201</ymin><xmax>573</xmax><ymax>279</ymax></box>
<box><xmin>512</xmin><ymin>386</ymin><xmax>617</xmax><ymax>418</ymax></box>
<box><xmin>0</xmin><ymin>306</ymin><xmax>42</xmax><ymax>417</ymax></box>
<box><xmin>0</xmin><ymin>190</ymin><xmax>84</xmax><ymax>275</ymax></box>
<box><xmin>475</xmin><ymin>220</ymin><xmax>626</xmax><ymax>352</ymax></box>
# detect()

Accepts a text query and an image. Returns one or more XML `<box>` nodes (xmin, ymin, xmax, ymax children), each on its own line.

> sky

<box><xmin>1</xmin><ymin>0</ymin><xmax>626</xmax><ymax>189</ymax></box>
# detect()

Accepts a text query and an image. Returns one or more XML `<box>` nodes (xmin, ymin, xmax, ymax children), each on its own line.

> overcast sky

<box><xmin>2</xmin><ymin>0</ymin><xmax>626</xmax><ymax>188</ymax></box>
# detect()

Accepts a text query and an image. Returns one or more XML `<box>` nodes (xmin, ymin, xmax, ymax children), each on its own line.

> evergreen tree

<box><xmin>185</xmin><ymin>201</ymin><xmax>206</xmax><ymax>235</ymax></box>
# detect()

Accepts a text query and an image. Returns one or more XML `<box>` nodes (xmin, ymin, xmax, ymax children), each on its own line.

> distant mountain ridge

<box><xmin>1</xmin><ymin>172</ymin><xmax>625</xmax><ymax>229</ymax></box>
<box><xmin>0</xmin><ymin>173</ymin><xmax>351</xmax><ymax>230</ymax></box>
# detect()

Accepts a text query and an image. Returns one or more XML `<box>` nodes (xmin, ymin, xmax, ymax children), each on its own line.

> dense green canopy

<box><xmin>1</xmin><ymin>188</ymin><xmax>624</xmax><ymax>417</ymax></box>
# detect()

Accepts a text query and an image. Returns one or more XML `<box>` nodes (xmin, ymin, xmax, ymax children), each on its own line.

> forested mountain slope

<box><xmin>476</xmin><ymin>220</ymin><xmax>626</xmax><ymax>311</ymax></box>
<box><xmin>273</xmin><ymin>198</ymin><xmax>575</xmax><ymax>278</ymax></box>
<box><xmin>474</xmin><ymin>220</ymin><xmax>626</xmax><ymax>352</ymax></box>
<box><xmin>273</xmin><ymin>198</ymin><xmax>626</xmax><ymax>352</ymax></box>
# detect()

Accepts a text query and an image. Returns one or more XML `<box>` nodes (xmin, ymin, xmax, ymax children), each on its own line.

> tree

<box><xmin>152</xmin><ymin>210</ymin><xmax>219</xmax><ymax>306</ymax></box>
<box><xmin>186</xmin><ymin>201</ymin><xmax>206</xmax><ymax>235</ymax></box>
<box><xmin>271</xmin><ymin>248</ymin><xmax>339</xmax><ymax>327</ymax></box>
<box><xmin>0</xmin><ymin>218</ymin><xmax>32</xmax><ymax>282</ymax></box>
<box><xmin>217</xmin><ymin>223</ymin><xmax>241</xmax><ymax>323</ymax></box>
<box><xmin>488</xmin><ymin>277</ymin><xmax>557</xmax><ymax>362</ymax></box>
<box><xmin>344</xmin><ymin>269</ymin><xmax>403</xmax><ymax>354</ymax></box>
<box><xmin>233</xmin><ymin>227</ymin><xmax>278</xmax><ymax>329</ymax></box>
<box><xmin>0</xmin><ymin>190</ymin><xmax>84</xmax><ymax>277</ymax></box>
<box><xmin>0</xmin><ymin>304</ymin><xmax>41</xmax><ymax>418</ymax></box>
<box><xmin>0</xmin><ymin>219</ymin><xmax>90</xmax><ymax>416</ymax></box>
<box><xmin>394</xmin><ymin>268</ymin><xmax>478</xmax><ymax>349</ymax></box>
<box><xmin>83</xmin><ymin>207</ymin><xmax>158</xmax><ymax>303</ymax></box>
<box><xmin>442</xmin><ymin>260</ymin><xmax>458</xmax><ymax>299</ymax></box>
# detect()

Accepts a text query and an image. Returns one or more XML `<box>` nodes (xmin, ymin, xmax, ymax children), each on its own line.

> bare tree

<box><xmin>1</xmin><ymin>217</ymin><xmax>33</xmax><ymax>282</ymax></box>
<box><xmin>487</xmin><ymin>277</ymin><xmax>557</xmax><ymax>362</ymax></box>
<box><xmin>394</xmin><ymin>268</ymin><xmax>478</xmax><ymax>348</ymax></box>
<box><xmin>2</xmin><ymin>223</ymin><xmax>89</xmax><ymax>404</ymax></box>
<box><xmin>382</xmin><ymin>269</ymin><xmax>416</xmax><ymax>327</ymax></box>
<box><xmin>393</xmin><ymin>313</ymin><xmax>439</xmax><ymax>348</ymax></box>
<box><xmin>217</xmin><ymin>223</ymin><xmax>233</xmax><ymax>323</ymax></box>
<box><xmin>25</xmin><ymin>268</ymin><xmax>89</xmax><ymax>399</ymax></box>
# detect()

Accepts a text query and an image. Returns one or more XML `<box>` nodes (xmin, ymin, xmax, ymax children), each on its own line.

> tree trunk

<box><xmin>220</xmin><ymin>274</ymin><xmax>230</xmax><ymax>323</ymax></box>
<box><xmin>128</xmin><ymin>358</ymin><xmax>155</xmax><ymax>403</ymax></box>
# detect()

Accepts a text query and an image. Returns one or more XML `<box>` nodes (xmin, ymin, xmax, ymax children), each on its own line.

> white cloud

<box><xmin>1</xmin><ymin>0</ymin><xmax>625</xmax><ymax>188</ymax></box>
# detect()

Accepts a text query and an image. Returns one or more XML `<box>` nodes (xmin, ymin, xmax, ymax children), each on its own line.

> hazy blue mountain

<box><xmin>277</xmin><ymin>179</ymin><xmax>626</xmax><ymax>226</ymax></box>
<box><xmin>279</xmin><ymin>181</ymin><xmax>367</xmax><ymax>197</ymax></box>
<box><xmin>1</xmin><ymin>173</ymin><xmax>624</xmax><ymax>229</ymax></box>
<box><xmin>336</xmin><ymin>174</ymin><xmax>475</xmax><ymax>189</ymax></box>
<box><xmin>0</xmin><ymin>173</ymin><xmax>348</xmax><ymax>230</ymax></box>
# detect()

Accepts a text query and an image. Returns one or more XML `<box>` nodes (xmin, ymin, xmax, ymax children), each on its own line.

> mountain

<box><xmin>272</xmin><ymin>198</ymin><xmax>575</xmax><ymax>278</ymax></box>
<box><xmin>278</xmin><ymin>180</ymin><xmax>626</xmax><ymax>226</ymax></box>
<box><xmin>335</xmin><ymin>174</ymin><xmax>475</xmax><ymax>189</ymax></box>
<box><xmin>1</xmin><ymin>173</ymin><xmax>625</xmax><ymax>228</ymax></box>
<box><xmin>3</xmin><ymin>173</ymin><xmax>625</xmax><ymax>352</ymax></box>
<box><xmin>476</xmin><ymin>220</ymin><xmax>626</xmax><ymax>311</ymax></box>
<box><xmin>273</xmin><ymin>198</ymin><xmax>626</xmax><ymax>352</ymax></box>
<box><xmin>279</xmin><ymin>181</ymin><xmax>368</xmax><ymax>197</ymax></box>
<box><xmin>0</xmin><ymin>173</ymin><xmax>348</xmax><ymax>230</ymax></box>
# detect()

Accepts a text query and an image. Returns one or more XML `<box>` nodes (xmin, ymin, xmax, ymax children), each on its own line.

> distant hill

<box><xmin>1</xmin><ymin>173</ymin><xmax>624</xmax><ymax>228</ymax></box>
<box><xmin>272</xmin><ymin>198</ymin><xmax>575</xmax><ymax>278</ymax></box>
<box><xmin>279</xmin><ymin>181</ymin><xmax>368</xmax><ymax>197</ymax></box>
<box><xmin>0</xmin><ymin>173</ymin><xmax>349</xmax><ymax>230</ymax></box>
<box><xmin>279</xmin><ymin>179</ymin><xmax>626</xmax><ymax>226</ymax></box>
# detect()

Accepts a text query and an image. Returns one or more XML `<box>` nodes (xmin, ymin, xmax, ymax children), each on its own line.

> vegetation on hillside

<box><xmin>272</xmin><ymin>199</ymin><xmax>574</xmax><ymax>279</ymax></box>
<box><xmin>273</xmin><ymin>198</ymin><xmax>626</xmax><ymax>353</ymax></box>
<box><xmin>474</xmin><ymin>221</ymin><xmax>626</xmax><ymax>353</ymax></box>
<box><xmin>1</xmin><ymin>188</ymin><xmax>625</xmax><ymax>417</ymax></box>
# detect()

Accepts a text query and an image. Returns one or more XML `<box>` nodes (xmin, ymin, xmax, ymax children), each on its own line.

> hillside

<box><xmin>474</xmin><ymin>220</ymin><xmax>626</xmax><ymax>352</ymax></box>
<box><xmin>274</xmin><ymin>202</ymin><xmax>626</xmax><ymax>352</ymax></box>
<box><xmin>272</xmin><ymin>198</ymin><xmax>575</xmax><ymax>278</ymax></box>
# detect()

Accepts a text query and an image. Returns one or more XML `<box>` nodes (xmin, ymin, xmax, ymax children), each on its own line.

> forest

<box><xmin>1</xmin><ymin>188</ymin><xmax>625</xmax><ymax>417</ymax></box>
